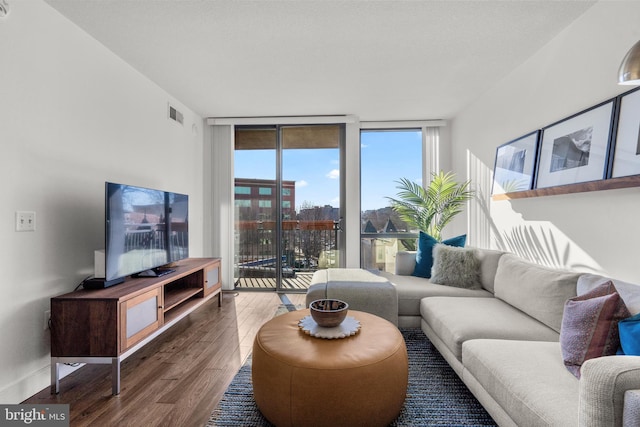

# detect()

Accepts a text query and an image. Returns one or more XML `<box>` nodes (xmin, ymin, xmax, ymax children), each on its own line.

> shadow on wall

<box><xmin>466</xmin><ymin>150</ymin><xmax>602</xmax><ymax>274</ymax></box>
<box><xmin>493</xmin><ymin>222</ymin><xmax>602</xmax><ymax>273</ymax></box>
<box><xmin>476</xmin><ymin>188</ymin><xmax>602</xmax><ymax>273</ymax></box>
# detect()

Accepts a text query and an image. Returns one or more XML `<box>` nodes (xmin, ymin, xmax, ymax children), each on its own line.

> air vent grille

<box><xmin>168</xmin><ymin>104</ymin><xmax>184</xmax><ymax>125</ymax></box>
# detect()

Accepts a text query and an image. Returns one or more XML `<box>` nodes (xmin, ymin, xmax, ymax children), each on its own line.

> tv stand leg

<box><xmin>112</xmin><ymin>358</ymin><xmax>121</xmax><ymax>395</ymax></box>
<box><xmin>51</xmin><ymin>358</ymin><xmax>60</xmax><ymax>394</ymax></box>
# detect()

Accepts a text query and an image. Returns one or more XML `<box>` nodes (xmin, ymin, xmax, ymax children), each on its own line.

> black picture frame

<box><xmin>535</xmin><ymin>100</ymin><xmax>615</xmax><ymax>189</ymax></box>
<box><xmin>610</xmin><ymin>86</ymin><xmax>640</xmax><ymax>178</ymax></box>
<box><xmin>492</xmin><ymin>131</ymin><xmax>540</xmax><ymax>195</ymax></box>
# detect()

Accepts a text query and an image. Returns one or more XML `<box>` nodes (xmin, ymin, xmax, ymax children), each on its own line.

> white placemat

<box><xmin>298</xmin><ymin>315</ymin><xmax>361</xmax><ymax>339</ymax></box>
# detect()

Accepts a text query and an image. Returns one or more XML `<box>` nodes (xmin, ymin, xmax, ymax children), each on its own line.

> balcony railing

<box><xmin>234</xmin><ymin>220</ymin><xmax>418</xmax><ymax>288</ymax></box>
<box><xmin>235</xmin><ymin>220</ymin><xmax>339</xmax><ymax>288</ymax></box>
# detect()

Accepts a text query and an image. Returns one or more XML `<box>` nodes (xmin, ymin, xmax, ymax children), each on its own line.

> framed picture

<box><xmin>535</xmin><ymin>101</ymin><xmax>615</xmax><ymax>189</ymax></box>
<box><xmin>611</xmin><ymin>87</ymin><xmax>640</xmax><ymax>178</ymax></box>
<box><xmin>492</xmin><ymin>131</ymin><xmax>539</xmax><ymax>195</ymax></box>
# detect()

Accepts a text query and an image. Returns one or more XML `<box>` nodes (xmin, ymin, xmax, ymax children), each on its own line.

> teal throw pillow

<box><xmin>619</xmin><ymin>312</ymin><xmax>640</xmax><ymax>356</ymax></box>
<box><xmin>412</xmin><ymin>232</ymin><xmax>466</xmax><ymax>278</ymax></box>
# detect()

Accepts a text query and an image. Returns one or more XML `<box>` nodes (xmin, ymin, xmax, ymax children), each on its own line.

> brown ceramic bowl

<box><xmin>309</xmin><ymin>299</ymin><xmax>349</xmax><ymax>328</ymax></box>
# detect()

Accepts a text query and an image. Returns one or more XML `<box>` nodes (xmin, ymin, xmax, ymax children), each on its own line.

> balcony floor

<box><xmin>234</xmin><ymin>271</ymin><xmax>314</xmax><ymax>291</ymax></box>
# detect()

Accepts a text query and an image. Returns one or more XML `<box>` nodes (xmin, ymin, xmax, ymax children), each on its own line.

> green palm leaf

<box><xmin>386</xmin><ymin>171</ymin><xmax>473</xmax><ymax>241</ymax></box>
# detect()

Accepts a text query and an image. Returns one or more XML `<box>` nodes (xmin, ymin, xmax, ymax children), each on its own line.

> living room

<box><xmin>3</xmin><ymin>0</ymin><xmax>640</xmax><ymax>423</ymax></box>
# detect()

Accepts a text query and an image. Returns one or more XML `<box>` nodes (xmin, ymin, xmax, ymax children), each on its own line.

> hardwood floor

<box><xmin>24</xmin><ymin>291</ymin><xmax>307</xmax><ymax>427</ymax></box>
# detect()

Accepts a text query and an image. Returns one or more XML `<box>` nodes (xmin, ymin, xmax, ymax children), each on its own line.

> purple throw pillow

<box><xmin>560</xmin><ymin>281</ymin><xmax>630</xmax><ymax>378</ymax></box>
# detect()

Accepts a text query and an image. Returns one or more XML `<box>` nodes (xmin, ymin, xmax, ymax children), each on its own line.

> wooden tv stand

<box><xmin>50</xmin><ymin>257</ymin><xmax>221</xmax><ymax>395</ymax></box>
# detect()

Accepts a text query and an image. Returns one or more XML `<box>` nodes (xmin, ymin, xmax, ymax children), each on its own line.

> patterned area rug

<box><xmin>207</xmin><ymin>327</ymin><xmax>496</xmax><ymax>426</ymax></box>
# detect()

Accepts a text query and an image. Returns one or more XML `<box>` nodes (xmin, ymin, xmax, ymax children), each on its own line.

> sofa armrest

<box><xmin>395</xmin><ymin>251</ymin><xmax>416</xmax><ymax>276</ymax></box>
<box><xmin>579</xmin><ymin>355</ymin><xmax>640</xmax><ymax>426</ymax></box>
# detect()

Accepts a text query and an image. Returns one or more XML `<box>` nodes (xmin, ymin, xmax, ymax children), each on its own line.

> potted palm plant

<box><xmin>387</xmin><ymin>171</ymin><xmax>474</xmax><ymax>245</ymax></box>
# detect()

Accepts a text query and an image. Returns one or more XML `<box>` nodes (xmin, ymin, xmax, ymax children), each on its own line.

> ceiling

<box><xmin>44</xmin><ymin>0</ymin><xmax>596</xmax><ymax>121</ymax></box>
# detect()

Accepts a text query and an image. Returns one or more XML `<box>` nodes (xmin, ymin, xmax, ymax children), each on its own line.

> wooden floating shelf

<box><xmin>492</xmin><ymin>175</ymin><xmax>640</xmax><ymax>201</ymax></box>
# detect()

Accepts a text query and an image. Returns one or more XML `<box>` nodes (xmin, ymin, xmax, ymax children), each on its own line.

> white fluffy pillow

<box><xmin>430</xmin><ymin>244</ymin><xmax>482</xmax><ymax>289</ymax></box>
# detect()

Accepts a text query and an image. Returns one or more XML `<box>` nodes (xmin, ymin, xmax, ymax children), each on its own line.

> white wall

<box><xmin>0</xmin><ymin>1</ymin><xmax>204</xmax><ymax>403</ymax></box>
<box><xmin>452</xmin><ymin>1</ymin><xmax>640</xmax><ymax>282</ymax></box>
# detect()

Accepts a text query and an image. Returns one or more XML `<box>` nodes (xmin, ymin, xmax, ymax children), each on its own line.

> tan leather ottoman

<box><xmin>252</xmin><ymin>309</ymin><xmax>408</xmax><ymax>427</ymax></box>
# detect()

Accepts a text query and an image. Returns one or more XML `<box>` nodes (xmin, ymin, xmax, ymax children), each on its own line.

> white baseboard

<box><xmin>0</xmin><ymin>363</ymin><xmax>83</xmax><ymax>404</ymax></box>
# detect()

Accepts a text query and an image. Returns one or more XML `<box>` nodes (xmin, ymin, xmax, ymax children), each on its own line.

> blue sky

<box><xmin>234</xmin><ymin>130</ymin><xmax>422</xmax><ymax>212</ymax></box>
<box><xmin>361</xmin><ymin>130</ymin><xmax>422</xmax><ymax>211</ymax></box>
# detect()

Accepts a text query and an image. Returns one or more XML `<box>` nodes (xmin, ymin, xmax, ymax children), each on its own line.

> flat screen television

<box><xmin>104</xmin><ymin>182</ymin><xmax>189</xmax><ymax>286</ymax></box>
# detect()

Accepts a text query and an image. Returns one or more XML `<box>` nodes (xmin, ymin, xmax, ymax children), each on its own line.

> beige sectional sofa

<box><xmin>372</xmin><ymin>249</ymin><xmax>640</xmax><ymax>427</ymax></box>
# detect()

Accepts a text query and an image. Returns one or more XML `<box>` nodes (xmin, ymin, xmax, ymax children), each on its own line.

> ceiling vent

<box><xmin>168</xmin><ymin>103</ymin><xmax>184</xmax><ymax>125</ymax></box>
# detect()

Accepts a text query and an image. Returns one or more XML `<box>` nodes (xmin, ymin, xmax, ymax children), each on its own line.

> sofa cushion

<box><xmin>430</xmin><ymin>244</ymin><xmax>482</xmax><ymax>289</ymax></box>
<box><xmin>377</xmin><ymin>271</ymin><xmax>492</xmax><ymax>317</ymax></box>
<box><xmin>395</xmin><ymin>251</ymin><xmax>417</xmax><ymax>276</ymax></box>
<box><xmin>560</xmin><ymin>281</ymin><xmax>630</xmax><ymax>378</ymax></box>
<box><xmin>475</xmin><ymin>248</ymin><xmax>507</xmax><ymax>294</ymax></box>
<box><xmin>395</xmin><ymin>248</ymin><xmax>506</xmax><ymax>293</ymax></box>
<box><xmin>578</xmin><ymin>273</ymin><xmax>640</xmax><ymax>315</ymax></box>
<box><xmin>463</xmin><ymin>339</ymin><xmax>579</xmax><ymax>426</ymax></box>
<box><xmin>420</xmin><ymin>297</ymin><xmax>559</xmax><ymax>360</ymax></box>
<box><xmin>494</xmin><ymin>254</ymin><xmax>580</xmax><ymax>333</ymax></box>
<box><xmin>412</xmin><ymin>232</ymin><xmax>465</xmax><ymax>278</ymax></box>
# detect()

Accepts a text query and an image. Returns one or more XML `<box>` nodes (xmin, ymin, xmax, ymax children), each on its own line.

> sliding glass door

<box><xmin>234</xmin><ymin>124</ymin><xmax>344</xmax><ymax>292</ymax></box>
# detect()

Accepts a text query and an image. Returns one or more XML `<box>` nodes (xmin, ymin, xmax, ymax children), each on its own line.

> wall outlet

<box><xmin>44</xmin><ymin>310</ymin><xmax>51</xmax><ymax>330</ymax></box>
<box><xmin>16</xmin><ymin>211</ymin><xmax>36</xmax><ymax>232</ymax></box>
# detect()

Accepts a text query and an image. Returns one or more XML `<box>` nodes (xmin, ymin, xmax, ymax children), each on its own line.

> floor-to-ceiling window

<box><xmin>234</xmin><ymin>124</ymin><xmax>345</xmax><ymax>291</ymax></box>
<box><xmin>360</xmin><ymin>129</ymin><xmax>423</xmax><ymax>272</ymax></box>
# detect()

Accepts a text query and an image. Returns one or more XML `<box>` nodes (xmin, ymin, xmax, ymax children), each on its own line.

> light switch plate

<box><xmin>16</xmin><ymin>211</ymin><xmax>36</xmax><ymax>232</ymax></box>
